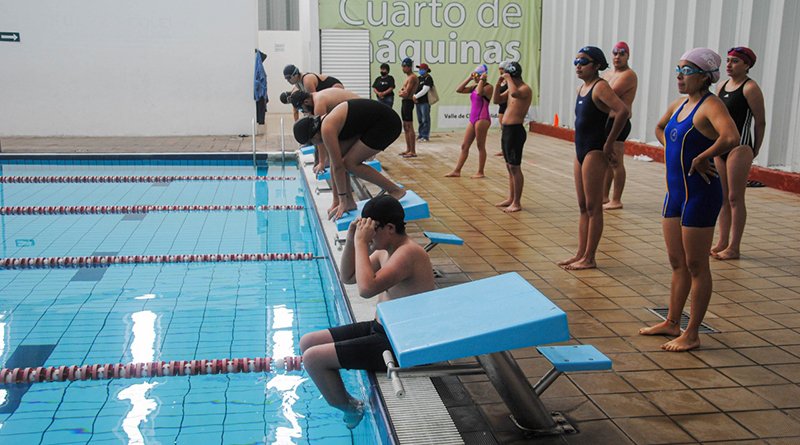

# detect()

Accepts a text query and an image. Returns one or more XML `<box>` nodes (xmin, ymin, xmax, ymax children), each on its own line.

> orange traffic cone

<box><xmin>553</xmin><ymin>113</ymin><xmax>559</xmax><ymax>127</ymax></box>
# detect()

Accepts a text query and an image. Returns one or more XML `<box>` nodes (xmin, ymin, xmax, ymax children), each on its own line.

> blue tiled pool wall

<box><xmin>297</xmin><ymin>164</ymin><xmax>395</xmax><ymax>445</ymax></box>
<box><xmin>0</xmin><ymin>159</ymin><xmax>387</xmax><ymax>444</ymax></box>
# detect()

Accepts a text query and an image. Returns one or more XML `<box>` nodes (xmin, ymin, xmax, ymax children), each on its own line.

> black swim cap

<box><xmin>361</xmin><ymin>195</ymin><xmax>406</xmax><ymax>234</ymax></box>
<box><xmin>293</xmin><ymin>116</ymin><xmax>321</xmax><ymax>145</ymax></box>
<box><xmin>290</xmin><ymin>91</ymin><xmax>311</xmax><ymax>110</ymax></box>
<box><xmin>279</xmin><ymin>91</ymin><xmax>291</xmax><ymax>104</ymax></box>
<box><xmin>579</xmin><ymin>46</ymin><xmax>609</xmax><ymax>70</ymax></box>
<box><xmin>506</xmin><ymin>61</ymin><xmax>522</xmax><ymax>78</ymax></box>
<box><xmin>283</xmin><ymin>64</ymin><xmax>300</xmax><ymax>77</ymax></box>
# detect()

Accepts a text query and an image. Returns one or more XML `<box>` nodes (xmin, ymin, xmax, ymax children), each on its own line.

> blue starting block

<box><xmin>317</xmin><ymin>160</ymin><xmax>382</xmax><ymax>181</ymax></box>
<box><xmin>299</xmin><ymin>145</ymin><xmax>315</xmax><ymax>155</ymax></box>
<box><xmin>378</xmin><ymin>272</ymin><xmax>568</xmax><ymax>368</ymax></box>
<box><xmin>377</xmin><ymin>273</ymin><xmax>611</xmax><ymax>435</ymax></box>
<box><xmin>423</xmin><ymin>231</ymin><xmax>464</xmax><ymax>252</ymax></box>
<box><xmin>335</xmin><ymin>190</ymin><xmax>429</xmax><ymax>231</ymax></box>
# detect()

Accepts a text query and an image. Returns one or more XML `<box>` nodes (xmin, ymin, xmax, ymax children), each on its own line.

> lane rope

<box><xmin>0</xmin><ymin>356</ymin><xmax>304</xmax><ymax>384</ymax></box>
<box><xmin>0</xmin><ymin>204</ymin><xmax>303</xmax><ymax>215</ymax></box>
<box><xmin>0</xmin><ymin>252</ymin><xmax>316</xmax><ymax>269</ymax></box>
<box><xmin>0</xmin><ymin>175</ymin><xmax>295</xmax><ymax>183</ymax></box>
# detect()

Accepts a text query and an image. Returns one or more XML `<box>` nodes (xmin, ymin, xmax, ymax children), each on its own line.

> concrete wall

<box><xmin>535</xmin><ymin>0</ymin><xmax>800</xmax><ymax>172</ymax></box>
<box><xmin>0</xmin><ymin>0</ymin><xmax>258</xmax><ymax>136</ymax></box>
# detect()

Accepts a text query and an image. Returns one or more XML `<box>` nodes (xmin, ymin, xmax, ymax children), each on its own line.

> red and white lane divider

<box><xmin>0</xmin><ymin>175</ymin><xmax>295</xmax><ymax>184</ymax></box>
<box><xmin>0</xmin><ymin>204</ymin><xmax>304</xmax><ymax>215</ymax></box>
<box><xmin>0</xmin><ymin>252</ymin><xmax>315</xmax><ymax>269</ymax></box>
<box><xmin>0</xmin><ymin>356</ymin><xmax>304</xmax><ymax>384</ymax></box>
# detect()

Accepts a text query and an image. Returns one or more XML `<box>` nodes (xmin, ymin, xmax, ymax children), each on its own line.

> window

<box><xmin>259</xmin><ymin>0</ymin><xmax>299</xmax><ymax>31</ymax></box>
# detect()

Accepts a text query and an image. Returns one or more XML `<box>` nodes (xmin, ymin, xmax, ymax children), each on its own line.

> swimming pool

<box><xmin>0</xmin><ymin>156</ymin><xmax>391</xmax><ymax>444</ymax></box>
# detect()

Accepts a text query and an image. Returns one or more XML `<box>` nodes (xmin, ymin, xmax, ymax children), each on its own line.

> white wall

<box><xmin>258</xmin><ymin>31</ymin><xmax>304</xmax><ymax>114</ymax></box>
<box><xmin>535</xmin><ymin>0</ymin><xmax>800</xmax><ymax>172</ymax></box>
<box><xmin>0</xmin><ymin>0</ymin><xmax>258</xmax><ymax>136</ymax></box>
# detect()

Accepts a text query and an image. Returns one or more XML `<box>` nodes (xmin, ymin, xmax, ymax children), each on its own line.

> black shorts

<box><xmin>401</xmin><ymin>99</ymin><xmax>414</xmax><ymax>122</ymax></box>
<box><xmin>361</xmin><ymin>110</ymin><xmax>402</xmax><ymax>151</ymax></box>
<box><xmin>502</xmin><ymin>124</ymin><xmax>527</xmax><ymax>166</ymax></box>
<box><xmin>605</xmin><ymin>118</ymin><xmax>631</xmax><ymax>142</ymax></box>
<box><xmin>330</xmin><ymin>320</ymin><xmax>391</xmax><ymax>371</ymax></box>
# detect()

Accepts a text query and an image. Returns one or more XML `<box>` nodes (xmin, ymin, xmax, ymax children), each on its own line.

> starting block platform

<box><xmin>335</xmin><ymin>190</ymin><xmax>429</xmax><ymax>231</ymax></box>
<box><xmin>377</xmin><ymin>272</ymin><xmax>568</xmax><ymax>367</ymax></box>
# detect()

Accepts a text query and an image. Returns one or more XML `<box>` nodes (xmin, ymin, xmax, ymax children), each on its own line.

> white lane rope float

<box><xmin>0</xmin><ymin>356</ymin><xmax>305</xmax><ymax>384</ymax></box>
<box><xmin>0</xmin><ymin>175</ymin><xmax>296</xmax><ymax>183</ymax></box>
<box><xmin>0</xmin><ymin>204</ymin><xmax>303</xmax><ymax>215</ymax></box>
<box><xmin>0</xmin><ymin>252</ymin><xmax>321</xmax><ymax>269</ymax></box>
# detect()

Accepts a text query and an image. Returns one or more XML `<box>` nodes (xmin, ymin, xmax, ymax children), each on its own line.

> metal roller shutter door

<box><xmin>320</xmin><ymin>29</ymin><xmax>371</xmax><ymax>99</ymax></box>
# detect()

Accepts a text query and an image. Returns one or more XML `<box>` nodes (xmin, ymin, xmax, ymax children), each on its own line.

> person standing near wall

<box><xmin>640</xmin><ymin>48</ymin><xmax>738</xmax><ymax>352</ymax></box>
<box><xmin>495</xmin><ymin>62</ymin><xmax>532</xmax><ymax>213</ymax></box>
<box><xmin>602</xmin><ymin>42</ymin><xmax>638</xmax><ymax>210</ymax></box>
<box><xmin>711</xmin><ymin>46</ymin><xmax>766</xmax><ymax>260</ymax></box>
<box><xmin>446</xmin><ymin>64</ymin><xmax>492</xmax><ymax>178</ymax></box>
<box><xmin>373</xmin><ymin>63</ymin><xmax>395</xmax><ymax>108</ymax></box>
<box><xmin>284</xmin><ymin>64</ymin><xmax>344</xmax><ymax>93</ymax></box>
<box><xmin>413</xmin><ymin>63</ymin><xmax>434</xmax><ymax>142</ymax></box>
<box><xmin>398</xmin><ymin>58</ymin><xmax>420</xmax><ymax>158</ymax></box>
<box><xmin>558</xmin><ymin>46</ymin><xmax>629</xmax><ymax>270</ymax></box>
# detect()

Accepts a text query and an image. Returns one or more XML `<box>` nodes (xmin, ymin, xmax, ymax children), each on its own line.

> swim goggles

<box><xmin>675</xmin><ymin>65</ymin><xmax>718</xmax><ymax>76</ymax></box>
<box><xmin>612</xmin><ymin>48</ymin><xmax>627</xmax><ymax>55</ymax></box>
<box><xmin>573</xmin><ymin>57</ymin><xmax>593</xmax><ymax>66</ymax></box>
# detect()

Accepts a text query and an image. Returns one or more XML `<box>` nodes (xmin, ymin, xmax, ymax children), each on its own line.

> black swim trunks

<box><xmin>605</xmin><ymin>118</ymin><xmax>631</xmax><ymax>142</ymax></box>
<box><xmin>401</xmin><ymin>99</ymin><xmax>414</xmax><ymax>122</ymax></box>
<box><xmin>501</xmin><ymin>124</ymin><xmax>527</xmax><ymax>166</ymax></box>
<box><xmin>339</xmin><ymin>99</ymin><xmax>402</xmax><ymax>151</ymax></box>
<box><xmin>329</xmin><ymin>320</ymin><xmax>391</xmax><ymax>371</ymax></box>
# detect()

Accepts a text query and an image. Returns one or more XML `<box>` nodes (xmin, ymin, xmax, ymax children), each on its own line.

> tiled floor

<box><xmin>380</xmin><ymin>125</ymin><xmax>800</xmax><ymax>444</ymax></box>
<box><xmin>4</xmin><ymin>114</ymin><xmax>799</xmax><ymax>444</ymax></box>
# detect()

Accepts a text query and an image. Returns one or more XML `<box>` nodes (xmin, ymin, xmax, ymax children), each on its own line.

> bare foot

<box><xmin>495</xmin><ymin>198</ymin><xmax>512</xmax><ymax>207</ymax></box>
<box><xmin>502</xmin><ymin>204</ymin><xmax>521</xmax><ymax>213</ymax></box>
<box><xmin>713</xmin><ymin>248</ymin><xmax>740</xmax><ymax>260</ymax></box>
<box><xmin>639</xmin><ymin>320</ymin><xmax>681</xmax><ymax>336</ymax></box>
<box><xmin>494</xmin><ymin>151</ymin><xmax>504</xmax><ymax>157</ymax></box>
<box><xmin>563</xmin><ymin>259</ymin><xmax>596</xmax><ymax>270</ymax></box>
<box><xmin>327</xmin><ymin>202</ymin><xmax>340</xmax><ymax>219</ymax></box>
<box><xmin>602</xmin><ymin>197</ymin><xmax>610</xmax><ymax>204</ymax></box>
<box><xmin>710</xmin><ymin>243</ymin><xmax>727</xmax><ymax>256</ymax></box>
<box><xmin>471</xmin><ymin>173</ymin><xmax>485</xmax><ymax>179</ymax></box>
<box><xmin>343</xmin><ymin>399</ymin><xmax>365</xmax><ymax>429</ymax></box>
<box><xmin>398</xmin><ymin>151</ymin><xmax>409</xmax><ymax>156</ymax></box>
<box><xmin>603</xmin><ymin>201</ymin><xmax>623</xmax><ymax>210</ymax></box>
<box><xmin>661</xmin><ymin>332</ymin><xmax>700</xmax><ymax>352</ymax></box>
<box><xmin>444</xmin><ymin>171</ymin><xmax>461</xmax><ymax>177</ymax></box>
<box><xmin>557</xmin><ymin>255</ymin><xmax>581</xmax><ymax>266</ymax></box>
<box><xmin>401</xmin><ymin>153</ymin><xmax>418</xmax><ymax>158</ymax></box>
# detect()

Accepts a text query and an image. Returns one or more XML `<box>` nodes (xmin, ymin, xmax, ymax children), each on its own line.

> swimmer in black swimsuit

<box><xmin>283</xmin><ymin>64</ymin><xmax>344</xmax><ymax>93</ymax></box>
<box><xmin>711</xmin><ymin>47</ymin><xmax>767</xmax><ymax>260</ymax></box>
<box><xmin>300</xmin><ymin>196</ymin><xmax>435</xmax><ymax>429</ymax></box>
<box><xmin>558</xmin><ymin>46</ymin><xmax>629</xmax><ymax>270</ymax></box>
<box><xmin>492</xmin><ymin>61</ymin><xmax>511</xmax><ymax>157</ymax></box>
<box><xmin>293</xmin><ymin>99</ymin><xmax>405</xmax><ymax>220</ymax></box>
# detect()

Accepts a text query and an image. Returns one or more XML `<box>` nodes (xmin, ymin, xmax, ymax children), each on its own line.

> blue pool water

<box><xmin>0</xmin><ymin>158</ymin><xmax>388</xmax><ymax>444</ymax></box>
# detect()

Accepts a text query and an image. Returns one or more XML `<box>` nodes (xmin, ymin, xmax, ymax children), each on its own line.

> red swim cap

<box><xmin>613</xmin><ymin>41</ymin><xmax>630</xmax><ymax>54</ymax></box>
<box><xmin>728</xmin><ymin>47</ymin><xmax>756</xmax><ymax>67</ymax></box>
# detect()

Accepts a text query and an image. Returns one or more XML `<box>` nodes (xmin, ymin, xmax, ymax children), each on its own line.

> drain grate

<box><xmin>647</xmin><ymin>307</ymin><xmax>718</xmax><ymax>333</ymax></box>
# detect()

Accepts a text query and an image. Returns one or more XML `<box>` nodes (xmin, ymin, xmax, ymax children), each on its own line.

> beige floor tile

<box><xmin>697</xmin><ymin>388</ymin><xmax>774</xmax><ymax>411</ymax></box>
<box><xmin>643</xmin><ymin>390</ymin><xmax>718</xmax><ymax>415</ymax></box>
<box><xmin>614</xmin><ymin>416</ymin><xmax>694</xmax><ymax>444</ymax></box>
<box><xmin>620</xmin><ymin>370</ymin><xmax>687</xmax><ymax>392</ymax></box>
<box><xmin>749</xmin><ymin>384</ymin><xmax>800</xmax><ymax>409</ymax></box>
<box><xmin>729</xmin><ymin>410</ymin><xmax>800</xmax><ymax>438</ymax></box>
<box><xmin>569</xmin><ymin>372</ymin><xmax>636</xmax><ymax>395</ymax></box>
<box><xmin>718</xmin><ymin>366</ymin><xmax>790</xmax><ymax>386</ymax></box>
<box><xmin>668</xmin><ymin>368</ymin><xmax>738</xmax><ymax>389</ymax></box>
<box><xmin>674</xmin><ymin>413</ymin><xmax>755</xmax><ymax>442</ymax></box>
<box><xmin>590</xmin><ymin>393</ymin><xmax>662</xmax><ymax>418</ymax></box>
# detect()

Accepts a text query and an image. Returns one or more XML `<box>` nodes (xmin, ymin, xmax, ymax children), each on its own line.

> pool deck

<box><xmin>3</xmin><ymin>113</ymin><xmax>799</xmax><ymax>444</ymax></box>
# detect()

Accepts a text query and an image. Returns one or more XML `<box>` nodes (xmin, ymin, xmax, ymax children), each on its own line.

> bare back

<box><xmin>503</xmin><ymin>79</ymin><xmax>532</xmax><ymax>125</ymax></box>
<box><xmin>314</xmin><ymin>88</ymin><xmax>360</xmax><ymax>115</ymax></box>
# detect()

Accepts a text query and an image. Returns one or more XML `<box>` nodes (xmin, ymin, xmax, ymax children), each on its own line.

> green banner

<box><xmin>319</xmin><ymin>0</ymin><xmax>541</xmax><ymax>131</ymax></box>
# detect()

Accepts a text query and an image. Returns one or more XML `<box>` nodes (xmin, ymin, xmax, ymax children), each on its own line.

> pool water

<box><xmin>0</xmin><ymin>159</ymin><xmax>387</xmax><ymax>444</ymax></box>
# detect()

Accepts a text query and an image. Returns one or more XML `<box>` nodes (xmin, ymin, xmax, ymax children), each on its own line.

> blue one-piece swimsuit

<box><xmin>662</xmin><ymin>93</ymin><xmax>723</xmax><ymax>227</ymax></box>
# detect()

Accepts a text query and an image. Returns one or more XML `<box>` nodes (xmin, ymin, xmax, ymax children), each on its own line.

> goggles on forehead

<box><xmin>574</xmin><ymin>57</ymin><xmax>593</xmax><ymax>66</ymax></box>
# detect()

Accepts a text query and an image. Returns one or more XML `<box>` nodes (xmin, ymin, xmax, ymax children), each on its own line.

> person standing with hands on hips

<box><xmin>413</xmin><ymin>63</ymin><xmax>434</xmax><ymax>142</ymax></box>
<box><xmin>373</xmin><ymin>63</ymin><xmax>395</xmax><ymax>108</ymax></box>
